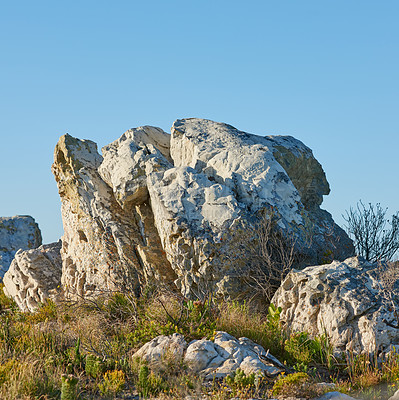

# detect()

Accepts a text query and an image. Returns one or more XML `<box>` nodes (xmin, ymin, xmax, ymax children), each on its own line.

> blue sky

<box><xmin>1</xmin><ymin>1</ymin><xmax>398</xmax><ymax>243</ymax></box>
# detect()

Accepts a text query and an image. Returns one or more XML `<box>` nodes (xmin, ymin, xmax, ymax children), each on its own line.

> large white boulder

<box><xmin>146</xmin><ymin>118</ymin><xmax>353</xmax><ymax>296</ymax></box>
<box><xmin>49</xmin><ymin>118</ymin><xmax>353</xmax><ymax>301</ymax></box>
<box><xmin>272</xmin><ymin>256</ymin><xmax>399</xmax><ymax>355</ymax></box>
<box><xmin>0</xmin><ymin>216</ymin><xmax>42</xmax><ymax>278</ymax></box>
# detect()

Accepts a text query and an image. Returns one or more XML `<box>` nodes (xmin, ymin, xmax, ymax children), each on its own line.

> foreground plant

<box><xmin>98</xmin><ymin>369</ymin><xmax>125</xmax><ymax>397</ymax></box>
<box><xmin>61</xmin><ymin>374</ymin><xmax>79</xmax><ymax>400</ymax></box>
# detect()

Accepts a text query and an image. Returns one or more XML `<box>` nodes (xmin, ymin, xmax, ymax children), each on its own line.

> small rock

<box><xmin>315</xmin><ymin>391</ymin><xmax>360</xmax><ymax>400</ymax></box>
<box><xmin>389</xmin><ymin>388</ymin><xmax>399</xmax><ymax>400</ymax></box>
<box><xmin>132</xmin><ymin>333</ymin><xmax>187</xmax><ymax>370</ymax></box>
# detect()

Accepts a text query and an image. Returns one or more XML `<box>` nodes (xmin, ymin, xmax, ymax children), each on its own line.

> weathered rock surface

<box><xmin>316</xmin><ymin>393</ymin><xmax>360</xmax><ymax>400</ymax></box>
<box><xmin>0</xmin><ymin>216</ymin><xmax>42</xmax><ymax>278</ymax></box>
<box><xmin>132</xmin><ymin>331</ymin><xmax>285</xmax><ymax>380</ymax></box>
<box><xmin>3</xmin><ymin>241</ymin><xmax>62</xmax><ymax>312</ymax></box>
<box><xmin>52</xmin><ymin>132</ymin><xmax>176</xmax><ymax>299</ymax></box>
<box><xmin>272</xmin><ymin>256</ymin><xmax>399</xmax><ymax>355</ymax></box>
<box><xmin>146</xmin><ymin>119</ymin><xmax>353</xmax><ymax>296</ymax></box>
<box><xmin>49</xmin><ymin>118</ymin><xmax>353</xmax><ymax>301</ymax></box>
<box><xmin>133</xmin><ymin>333</ymin><xmax>187</xmax><ymax>368</ymax></box>
<box><xmin>389</xmin><ymin>388</ymin><xmax>399</xmax><ymax>400</ymax></box>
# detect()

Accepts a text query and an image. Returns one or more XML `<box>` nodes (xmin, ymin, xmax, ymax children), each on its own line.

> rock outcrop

<box><xmin>52</xmin><ymin>130</ymin><xmax>176</xmax><ymax>299</ymax></box>
<box><xmin>0</xmin><ymin>216</ymin><xmax>42</xmax><ymax>278</ymax></box>
<box><xmin>51</xmin><ymin>118</ymin><xmax>353</xmax><ymax>300</ymax></box>
<box><xmin>3</xmin><ymin>242</ymin><xmax>62</xmax><ymax>312</ymax></box>
<box><xmin>272</xmin><ymin>256</ymin><xmax>399</xmax><ymax>355</ymax></box>
<box><xmin>132</xmin><ymin>331</ymin><xmax>286</xmax><ymax>380</ymax></box>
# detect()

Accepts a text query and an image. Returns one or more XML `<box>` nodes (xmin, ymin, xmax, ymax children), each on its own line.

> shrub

<box><xmin>136</xmin><ymin>364</ymin><xmax>165</xmax><ymax>398</ymax></box>
<box><xmin>233</xmin><ymin>210</ymin><xmax>298</xmax><ymax>303</ymax></box>
<box><xmin>224</xmin><ymin>368</ymin><xmax>261</xmax><ymax>398</ymax></box>
<box><xmin>271</xmin><ymin>372</ymin><xmax>326</xmax><ymax>398</ymax></box>
<box><xmin>98</xmin><ymin>369</ymin><xmax>125</xmax><ymax>397</ymax></box>
<box><xmin>343</xmin><ymin>201</ymin><xmax>399</xmax><ymax>262</ymax></box>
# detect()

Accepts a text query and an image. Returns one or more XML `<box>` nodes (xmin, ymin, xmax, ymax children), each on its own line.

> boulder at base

<box><xmin>0</xmin><ymin>216</ymin><xmax>42</xmax><ymax>278</ymax></box>
<box><xmin>132</xmin><ymin>331</ymin><xmax>286</xmax><ymax>380</ymax></box>
<box><xmin>272</xmin><ymin>256</ymin><xmax>399</xmax><ymax>355</ymax></box>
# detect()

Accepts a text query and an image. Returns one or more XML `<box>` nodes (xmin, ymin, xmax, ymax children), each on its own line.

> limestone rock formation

<box><xmin>0</xmin><ymin>216</ymin><xmax>42</xmax><ymax>278</ymax></box>
<box><xmin>3</xmin><ymin>241</ymin><xmax>62</xmax><ymax>312</ymax></box>
<box><xmin>132</xmin><ymin>331</ymin><xmax>285</xmax><ymax>380</ymax></box>
<box><xmin>52</xmin><ymin>132</ymin><xmax>176</xmax><ymax>300</ymax></box>
<box><xmin>51</xmin><ymin>118</ymin><xmax>353</xmax><ymax>300</ymax></box>
<box><xmin>272</xmin><ymin>256</ymin><xmax>399</xmax><ymax>355</ymax></box>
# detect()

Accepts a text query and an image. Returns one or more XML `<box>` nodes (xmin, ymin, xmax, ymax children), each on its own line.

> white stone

<box><xmin>99</xmin><ymin>126</ymin><xmax>171</xmax><ymax>209</ymax></box>
<box><xmin>0</xmin><ymin>216</ymin><xmax>42</xmax><ymax>277</ymax></box>
<box><xmin>389</xmin><ymin>388</ymin><xmax>399</xmax><ymax>400</ymax></box>
<box><xmin>272</xmin><ymin>256</ymin><xmax>399</xmax><ymax>355</ymax></box>
<box><xmin>145</xmin><ymin>118</ymin><xmax>354</xmax><ymax>297</ymax></box>
<box><xmin>3</xmin><ymin>241</ymin><xmax>62</xmax><ymax>312</ymax></box>
<box><xmin>132</xmin><ymin>331</ymin><xmax>285</xmax><ymax>381</ymax></box>
<box><xmin>132</xmin><ymin>333</ymin><xmax>187</xmax><ymax>369</ymax></box>
<box><xmin>184</xmin><ymin>339</ymin><xmax>227</xmax><ymax>373</ymax></box>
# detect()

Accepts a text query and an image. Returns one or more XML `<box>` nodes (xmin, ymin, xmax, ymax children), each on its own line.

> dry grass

<box><xmin>1</xmin><ymin>282</ymin><xmax>398</xmax><ymax>399</ymax></box>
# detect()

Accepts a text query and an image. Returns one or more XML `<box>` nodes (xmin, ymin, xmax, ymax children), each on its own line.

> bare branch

<box><xmin>343</xmin><ymin>201</ymin><xmax>399</xmax><ymax>262</ymax></box>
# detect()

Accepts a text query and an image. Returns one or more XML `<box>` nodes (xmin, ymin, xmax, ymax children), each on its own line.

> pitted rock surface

<box><xmin>0</xmin><ymin>216</ymin><xmax>42</xmax><ymax>278</ymax></box>
<box><xmin>133</xmin><ymin>333</ymin><xmax>187</xmax><ymax>369</ymax></box>
<box><xmin>3</xmin><ymin>241</ymin><xmax>62</xmax><ymax>312</ymax></box>
<box><xmin>132</xmin><ymin>331</ymin><xmax>285</xmax><ymax>380</ymax></box>
<box><xmin>272</xmin><ymin>256</ymin><xmax>399</xmax><ymax>355</ymax></box>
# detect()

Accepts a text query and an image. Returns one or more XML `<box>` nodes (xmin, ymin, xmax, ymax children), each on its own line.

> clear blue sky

<box><xmin>1</xmin><ymin>1</ymin><xmax>398</xmax><ymax>243</ymax></box>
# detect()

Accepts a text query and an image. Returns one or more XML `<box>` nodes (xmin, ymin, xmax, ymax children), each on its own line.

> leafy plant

<box><xmin>271</xmin><ymin>371</ymin><xmax>326</xmax><ymax>398</ymax></box>
<box><xmin>225</xmin><ymin>368</ymin><xmax>259</xmax><ymax>397</ymax></box>
<box><xmin>85</xmin><ymin>354</ymin><xmax>104</xmax><ymax>379</ymax></box>
<box><xmin>137</xmin><ymin>364</ymin><xmax>165</xmax><ymax>398</ymax></box>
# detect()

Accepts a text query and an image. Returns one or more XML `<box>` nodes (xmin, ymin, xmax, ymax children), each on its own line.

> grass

<box><xmin>0</xmin><ymin>282</ymin><xmax>398</xmax><ymax>399</ymax></box>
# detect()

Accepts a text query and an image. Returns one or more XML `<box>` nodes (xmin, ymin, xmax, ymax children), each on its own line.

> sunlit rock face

<box><xmin>51</xmin><ymin>118</ymin><xmax>353</xmax><ymax>300</ymax></box>
<box><xmin>132</xmin><ymin>331</ymin><xmax>286</xmax><ymax>380</ymax></box>
<box><xmin>0</xmin><ymin>216</ymin><xmax>42</xmax><ymax>278</ymax></box>
<box><xmin>52</xmin><ymin>132</ymin><xmax>176</xmax><ymax>300</ymax></box>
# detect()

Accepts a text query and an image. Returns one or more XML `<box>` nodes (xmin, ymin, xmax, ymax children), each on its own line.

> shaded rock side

<box><xmin>272</xmin><ymin>256</ymin><xmax>399</xmax><ymax>355</ymax></box>
<box><xmin>3</xmin><ymin>241</ymin><xmax>62</xmax><ymax>312</ymax></box>
<box><xmin>0</xmin><ymin>216</ymin><xmax>42</xmax><ymax>278</ymax></box>
<box><xmin>52</xmin><ymin>132</ymin><xmax>176</xmax><ymax>300</ymax></box>
<box><xmin>132</xmin><ymin>331</ymin><xmax>285</xmax><ymax>380</ymax></box>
